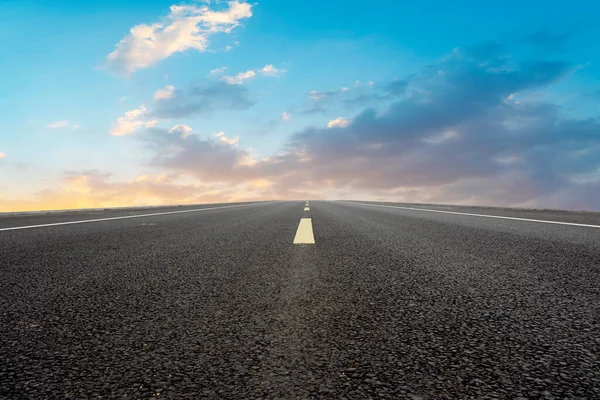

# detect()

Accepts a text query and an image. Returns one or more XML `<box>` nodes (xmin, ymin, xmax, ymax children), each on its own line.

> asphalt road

<box><xmin>1</xmin><ymin>200</ymin><xmax>599</xmax><ymax>399</ymax></box>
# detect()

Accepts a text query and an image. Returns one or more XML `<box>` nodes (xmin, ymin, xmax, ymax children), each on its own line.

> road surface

<box><xmin>1</xmin><ymin>200</ymin><xmax>599</xmax><ymax>399</ymax></box>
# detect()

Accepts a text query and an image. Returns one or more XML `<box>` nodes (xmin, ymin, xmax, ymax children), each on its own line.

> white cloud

<box><xmin>105</xmin><ymin>1</ymin><xmax>253</xmax><ymax>74</ymax></box>
<box><xmin>221</xmin><ymin>69</ymin><xmax>255</xmax><ymax>84</ymax></box>
<box><xmin>124</xmin><ymin>106</ymin><xmax>146</xmax><ymax>119</ymax></box>
<box><xmin>309</xmin><ymin>90</ymin><xmax>325</xmax><ymax>100</ymax></box>
<box><xmin>145</xmin><ymin>120</ymin><xmax>158</xmax><ymax>128</ymax></box>
<box><xmin>72</xmin><ymin>125</ymin><xmax>82</xmax><ymax>131</ymax></box>
<box><xmin>215</xmin><ymin>131</ymin><xmax>239</xmax><ymax>145</ymax></box>
<box><xmin>281</xmin><ymin>112</ymin><xmax>291</xmax><ymax>121</ymax></box>
<box><xmin>48</xmin><ymin>120</ymin><xmax>69</xmax><ymax>129</ymax></box>
<box><xmin>169</xmin><ymin>124</ymin><xmax>193</xmax><ymax>137</ymax></box>
<box><xmin>221</xmin><ymin>64</ymin><xmax>285</xmax><ymax>84</ymax></box>
<box><xmin>0</xmin><ymin>152</ymin><xmax>5</xmax><ymax>159</ymax></box>
<box><xmin>110</xmin><ymin>105</ymin><xmax>147</xmax><ymax>136</ymax></box>
<box><xmin>153</xmin><ymin>85</ymin><xmax>175</xmax><ymax>100</ymax></box>
<box><xmin>341</xmin><ymin>87</ymin><xmax>349</xmax><ymax>92</ymax></box>
<box><xmin>209</xmin><ymin>66</ymin><xmax>228</xmax><ymax>75</ymax></box>
<box><xmin>260</xmin><ymin>64</ymin><xmax>286</xmax><ymax>77</ymax></box>
<box><xmin>327</xmin><ymin>117</ymin><xmax>350</xmax><ymax>128</ymax></box>
<box><xmin>237</xmin><ymin>70</ymin><xmax>256</xmax><ymax>80</ymax></box>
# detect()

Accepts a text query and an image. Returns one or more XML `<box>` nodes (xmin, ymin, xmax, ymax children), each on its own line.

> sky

<box><xmin>1</xmin><ymin>0</ymin><xmax>600</xmax><ymax>211</ymax></box>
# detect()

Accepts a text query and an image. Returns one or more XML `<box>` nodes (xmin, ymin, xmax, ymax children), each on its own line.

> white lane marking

<box><xmin>0</xmin><ymin>202</ymin><xmax>273</xmax><ymax>232</ymax></box>
<box><xmin>304</xmin><ymin>207</ymin><xmax>310</xmax><ymax>211</ymax></box>
<box><xmin>293</xmin><ymin>218</ymin><xmax>315</xmax><ymax>244</ymax></box>
<box><xmin>305</xmin><ymin>201</ymin><xmax>309</xmax><ymax>206</ymax></box>
<box><xmin>339</xmin><ymin>201</ymin><xmax>600</xmax><ymax>229</ymax></box>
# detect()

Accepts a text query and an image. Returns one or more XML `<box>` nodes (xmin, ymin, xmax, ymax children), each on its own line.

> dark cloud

<box><xmin>454</xmin><ymin>41</ymin><xmax>508</xmax><ymax>61</ymax></box>
<box><xmin>152</xmin><ymin>81</ymin><xmax>255</xmax><ymax>118</ymax></box>
<box><xmin>285</xmin><ymin>46</ymin><xmax>599</xmax><ymax>208</ymax></box>
<box><xmin>299</xmin><ymin>104</ymin><xmax>329</xmax><ymax>115</ymax></box>
<box><xmin>298</xmin><ymin>81</ymin><xmax>408</xmax><ymax>114</ymax></box>
<box><xmin>341</xmin><ymin>82</ymin><xmax>406</xmax><ymax>109</ymax></box>
<box><xmin>384</xmin><ymin>79</ymin><xmax>408</xmax><ymax>96</ymax></box>
<box><xmin>582</xmin><ymin>88</ymin><xmax>600</xmax><ymax>99</ymax></box>
<box><xmin>298</xmin><ymin>90</ymin><xmax>340</xmax><ymax>115</ymax></box>
<box><xmin>280</xmin><ymin>46</ymin><xmax>600</xmax><ymax>208</ymax></box>
<box><xmin>142</xmin><ymin>42</ymin><xmax>600</xmax><ymax>210</ymax></box>
<box><xmin>251</xmin><ymin>113</ymin><xmax>292</xmax><ymax>135</ymax></box>
<box><xmin>522</xmin><ymin>29</ymin><xmax>572</xmax><ymax>53</ymax></box>
<box><xmin>143</xmin><ymin>128</ymin><xmax>252</xmax><ymax>182</ymax></box>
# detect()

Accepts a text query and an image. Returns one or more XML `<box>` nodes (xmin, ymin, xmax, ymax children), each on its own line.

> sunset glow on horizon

<box><xmin>2</xmin><ymin>0</ymin><xmax>600</xmax><ymax>212</ymax></box>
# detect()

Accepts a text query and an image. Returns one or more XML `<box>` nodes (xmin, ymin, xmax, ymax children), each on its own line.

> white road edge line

<box><xmin>339</xmin><ymin>201</ymin><xmax>600</xmax><ymax>229</ymax></box>
<box><xmin>293</xmin><ymin>218</ymin><xmax>315</xmax><ymax>244</ymax></box>
<box><xmin>0</xmin><ymin>202</ymin><xmax>274</xmax><ymax>232</ymax></box>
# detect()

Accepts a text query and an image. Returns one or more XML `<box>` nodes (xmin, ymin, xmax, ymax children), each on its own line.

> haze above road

<box><xmin>1</xmin><ymin>201</ymin><xmax>599</xmax><ymax>399</ymax></box>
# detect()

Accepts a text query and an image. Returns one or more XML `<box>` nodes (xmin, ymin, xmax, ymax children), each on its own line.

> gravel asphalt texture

<box><xmin>1</xmin><ymin>200</ymin><xmax>599</xmax><ymax>399</ymax></box>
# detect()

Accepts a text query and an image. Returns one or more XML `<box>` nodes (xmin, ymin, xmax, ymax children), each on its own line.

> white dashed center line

<box><xmin>294</xmin><ymin>202</ymin><xmax>315</xmax><ymax>244</ymax></box>
<box><xmin>293</xmin><ymin>218</ymin><xmax>315</xmax><ymax>244</ymax></box>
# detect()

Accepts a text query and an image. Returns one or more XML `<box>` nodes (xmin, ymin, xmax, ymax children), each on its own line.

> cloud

<box><xmin>169</xmin><ymin>124</ymin><xmax>192</xmax><ymax>134</ymax></box>
<box><xmin>308</xmin><ymin>90</ymin><xmax>335</xmax><ymax>101</ymax></box>
<box><xmin>275</xmin><ymin>45</ymin><xmax>600</xmax><ymax>208</ymax></box>
<box><xmin>0</xmin><ymin>152</ymin><xmax>5</xmax><ymax>159</ymax></box>
<box><xmin>220</xmin><ymin>64</ymin><xmax>285</xmax><ymax>84</ymax></box>
<box><xmin>142</xmin><ymin>42</ymin><xmax>600</xmax><ymax>210</ymax></box>
<box><xmin>384</xmin><ymin>79</ymin><xmax>408</xmax><ymax>96</ymax></box>
<box><xmin>154</xmin><ymin>85</ymin><xmax>175</xmax><ymax>100</ymax></box>
<box><xmin>260</xmin><ymin>64</ymin><xmax>286</xmax><ymax>77</ymax></box>
<box><xmin>250</xmin><ymin>112</ymin><xmax>292</xmax><ymax>135</ymax></box>
<box><xmin>143</xmin><ymin>127</ymin><xmax>251</xmax><ymax>182</ymax></box>
<box><xmin>169</xmin><ymin>124</ymin><xmax>193</xmax><ymax>137</ymax></box>
<box><xmin>152</xmin><ymin>80</ymin><xmax>255</xmax><ymax>118</ymax></box>
<box><xmin>209</xmin><ymin>66</ymin><xmax>228</xmax><ymax>75</ymax></box>
<box><xmin>298</xmin><ymin>90</ymin><xmax>340</xmax><ymax>114</ymax></box>
<box><xmin>327</xmin><ymin>117</ymin><xmax>350</xmax><ymax>128</ymax></box>
<box><xmin>521</xmin><ymin>29</ymin><xmax>576</xmax><ymax>53</ymax></box>
<box><xmin>215</xmin><ymin>131</ymin><xmax>239</xmax><ymax>145</ymax></box>
<box><xmin>299</xmin><ymin>82</ymin><xmax>406</xmax><ymax>115</ymax></box>
<box><xmin>110</xmin><ymin>80</ymin><xmax>256</xmax><ymax>134</ymax></box>
<box><xmin>582</xmin><ymin>88</ymin><xmax>600</xmax><ymax>99</ymax></box>
<box><xmin>221</xmin><ymin>69</ymin><xmax>256</xmax><ymax>84</ymax></box>
<box><xmin>16</xmin><ymin>39</ymin><xmax>600</xmax><ymax>211</ymax></box>
<box><xmin>48</xmin><ymin>120</ymin><xmax>69</xmax><ymax>129</ymax></box>
<box><xmin>105</xmin><ymin>1</ymin><xmax>253</xmax><ymax>74</ymax></box>
<box><xmin>110</xmin><ymin>105</ymin><xmax>148</xmax><ymax>136</ymax></box>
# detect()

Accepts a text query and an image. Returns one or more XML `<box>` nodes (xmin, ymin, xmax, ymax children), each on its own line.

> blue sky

<box><xmin>1</xmin><ymin>0</ymin><xmax>599</xmax><ymax>211</ymax></box>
